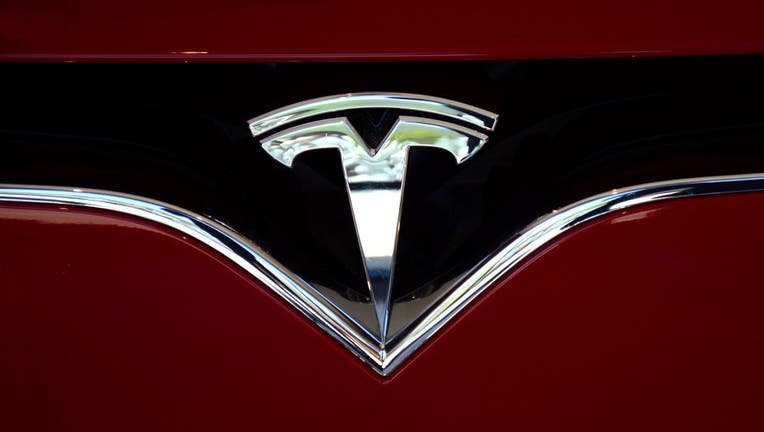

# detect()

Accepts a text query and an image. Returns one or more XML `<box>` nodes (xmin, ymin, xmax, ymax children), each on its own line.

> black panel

<box><xmin>1</xmin><ymin>57</ymin><xmax>764</xmax><ymax>301</ymax></box>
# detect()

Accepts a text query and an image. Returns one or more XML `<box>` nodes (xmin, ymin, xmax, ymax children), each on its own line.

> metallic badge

<box><xmin>249</xmin><ymin>93</ymin><xmax>498</xmax><ymax>374</ymax></box>
<box><xmin>5</xmin><ymin>93</ymin><xmax>760</xmax><ymax>374</ymax></box>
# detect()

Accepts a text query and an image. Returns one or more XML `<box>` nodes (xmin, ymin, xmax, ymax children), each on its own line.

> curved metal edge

<box><xmin>0</xmin><ymin>186</ymin><xmax>387</xmax><ymax>372</ymax></box>
<box><xmin>247</xmin><ymin>92</ymin><xmax>500</xmax><ymax>136</ymax></box>
<box><xmin>381</xmin><ymin>174</ymin><xmax>764</xmax><ymax>373</ymax></box>
<box><xmin>1</xmin><ymin>174</ymin><xmax>764</xmax><ymax>376</ymax></box>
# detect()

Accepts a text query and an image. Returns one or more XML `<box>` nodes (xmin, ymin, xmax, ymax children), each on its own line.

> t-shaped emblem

<box><xmin>249</xmin><ymin>93</ymin><xmax>498</xmax><ymax>343</ymax></box>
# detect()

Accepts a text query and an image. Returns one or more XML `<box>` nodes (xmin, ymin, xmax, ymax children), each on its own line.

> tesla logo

<box><xmin>248</xmin><ymin>93</ymin><xmax>498</xmax><ymax>365</ymax></box>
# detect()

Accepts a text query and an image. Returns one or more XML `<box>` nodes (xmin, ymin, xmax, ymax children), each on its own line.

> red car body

<box><xmin>1</xmin><ymin>0</ymin><xmax>764</xmax><ymax>60</ymax></box>
<box><xmin>3</xmin><ymin>1</ymin><xmax>764</xmax><ymax>430</ymax></box>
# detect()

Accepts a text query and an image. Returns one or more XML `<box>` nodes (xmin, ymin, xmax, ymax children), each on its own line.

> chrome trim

<box><xmin>251</xmin><ymin>93</ymin><xmax>500</xmax><ymax>347</ymax></box>
<box><xmin>258</xmin><ymin>114</ymin><xmax>492</xmax><ymax>341</ymax></box>
<box><xmin>2</xmin><ymin>174</ymin><xmax>764</xmax><ymax>374</ymax></box>
<box><xmin>248</xmin><ymin>92</ymin><xmax>499</xmax><ymax>136</ymax></box>
<box><xmin>0</xmin><ymin>186</ymin><xmax>386</xmax><ymax>369</ymax></box>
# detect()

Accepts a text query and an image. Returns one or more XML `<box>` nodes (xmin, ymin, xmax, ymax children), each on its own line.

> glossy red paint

<box><xmin>3</xmin><ymin>193</ymin><xmax>764</xmax><ymax>431</ymax></box>
<box><xmin>1</xmin><ymin>0</ymin><xmax>763</xmax><ymax>61</ymax></box>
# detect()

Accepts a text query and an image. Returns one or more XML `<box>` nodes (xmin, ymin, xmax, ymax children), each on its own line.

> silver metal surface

<box><xmin>248</xmin><ymin>92</ymin><xmax>498</xmax><ymax>136</ymax></box>
<box><xmin>257</xmin><ymin>113</ymin><xmax>492</xmax><ymax>341</ymax></box>
<box><xmin>2</xmin><ymin>175</ymin><xmax>764</xmax><ymax>374</ymax></box>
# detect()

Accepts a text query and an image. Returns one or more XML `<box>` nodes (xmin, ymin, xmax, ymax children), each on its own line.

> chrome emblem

<box><xmin>249</xmin><ymin>93</ymin><xmax>498</xmax><ymax>374</ymax></box>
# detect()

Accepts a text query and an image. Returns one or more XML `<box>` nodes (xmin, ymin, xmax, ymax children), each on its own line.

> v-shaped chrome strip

<box><xmin>2</xmin><ymin>174</ymin><xmax>764</xmax><ymax>374</ymax></box>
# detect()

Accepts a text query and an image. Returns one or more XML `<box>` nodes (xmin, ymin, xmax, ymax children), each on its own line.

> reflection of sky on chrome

<box><xmin>256</xmin><ymin>111</ymin><xmax>492</xmax><ymax>342</ymax></box>
<box><xmin>248</xmin><ymin>93</ymin><xmax>497</xmax><ymax>137</ymax></box>
<box><xmin>348</xmin><ymin>189</ymin><xmax>400</xmax><ymax>259</ymax></box>
<box><xmin>261</xmin><ymin>117</ymin><xmax>486</xmax><ymax>185</ymax></box>
<box><xmin>609</xmin><ymin>190</ymin><xmax>681</xmax><ymax>210</ymax></box>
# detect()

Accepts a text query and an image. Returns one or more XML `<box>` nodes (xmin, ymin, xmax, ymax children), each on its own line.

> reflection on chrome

<box><xmin>256</xmin><ymin>112</ymin><xmax>492</xmax><ymax>342</ymax></box>
<box><xmin>248</xmin><ymin>92</ymin><xmax>498</xmax><ymax>136</ymax></box>
<box><xmin>1</xmin><ymin>174</ymin><xmax>764</xmax><ymax>374</ymax></box>
<box><xmin>248</xmin><ymin>93</ymin><xmax>764</xmax><ymax>374</ymax></box>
